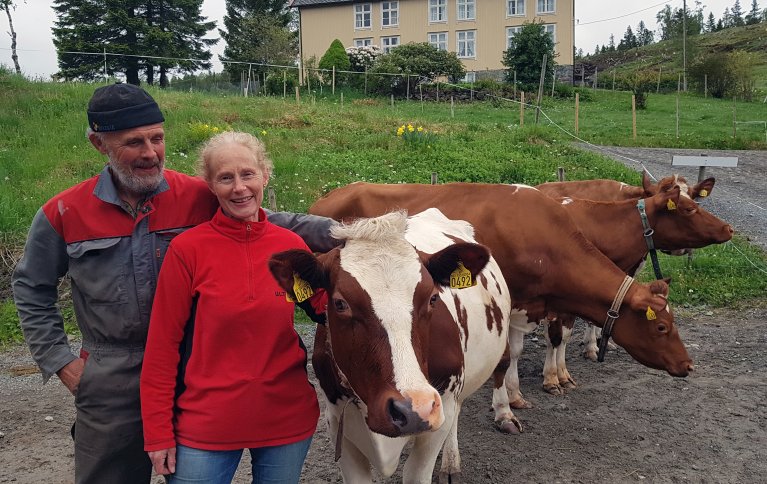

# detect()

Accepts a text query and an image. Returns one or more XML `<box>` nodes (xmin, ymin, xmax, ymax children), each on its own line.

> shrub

<box><xmin>689</xmin><ymin>53</ymin><xmax>735</xmax><ymax>99</ymax></box>
<box><xmin>616</xmin><ymin>70</ymin><xmax>657</xmax><ymax>109</ymax></box>
<box><xmin>265</xmin><ymin>70</ymin><xmax>298</xmax><ymax>95</ymax></box>
<box><xmin>346</xmin><ymin>45</ymin><xmax>382</xmax><ymax>72</ymax></box>
<box><xmin>367</xmin><ymin>42</ymin><xmax>465</xmax><ymax>96</ymax></box>
<box><xmin>502</xmin><ymin>21</ymin><xmax>557</xmax><ymax>87</ymax></box>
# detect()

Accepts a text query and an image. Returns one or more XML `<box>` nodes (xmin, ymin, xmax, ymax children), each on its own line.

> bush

<box><xmin>616</xmin><ymin>70</ymin><xmax>657</xmax><ymax>109</ymax></box>
<box><xmin>346</xmin><ymin>45</ymin><xmax>382</xmax><ymax>72</ymax></box>
<box><xmin>366</xmin><ymin>42</ymin><xmax>466</xmax><ymax>96</ymax></box>
<box><xmin>689</xmin><ymin>53</ymin><xmax>735</xmax><ymax>99</ymax></box>
<box><xmin>502</xmin><ymin>21</ymin><xmax>557</xmax><ymax>86</ymax></box>
<box><xmin>265</xmin><ymin>70</ymin><xmax>298</xmax><ymax>95</ymax></box>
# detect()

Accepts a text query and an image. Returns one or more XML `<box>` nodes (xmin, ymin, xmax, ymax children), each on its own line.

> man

<box><xmin>11</xmin><ymin>83</ymin><xmax>337</xmax><ymax>484</ymax></box>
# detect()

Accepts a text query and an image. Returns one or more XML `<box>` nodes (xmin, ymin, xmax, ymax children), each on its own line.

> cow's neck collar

<box><xmin>636</xmin><ymin>199</ymin><xmax>664</xmax><ymax>280</ymax></box>
<box><xmin>598</xmin><ymin>275</ymin><xmax>635</xmax><ymax>362</ymax></box>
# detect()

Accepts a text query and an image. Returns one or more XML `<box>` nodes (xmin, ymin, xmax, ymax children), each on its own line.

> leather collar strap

<box><xmin>598</xmin><ymin>275</ymin><xmax>635</xmax><ymax>362</ymax></box>
<box><xmin>636</xmin><ymin>199</ymin><xmax>664</xmax><ymax>280</ymax></box>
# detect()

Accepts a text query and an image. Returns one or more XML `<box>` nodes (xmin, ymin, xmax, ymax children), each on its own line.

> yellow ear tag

<box><xmin>646</xmin><ymin>306</ymin><xmax>657</xmax><ymax>320</ymax></box>
<box><xmin>666</xmin><ymin>199</ymin><xmax>677</xmax><ymax>211</ymax></box>
<box><xmin>289</xmin><ymin>273</ymin><xmax>314</xmax><ymax>303</ymax></box>
<box><xmin>450</xmin><ymin>262</ymin><xmax>475</xmax><ymax>289</ymax></box>
<box><xmin>699</xmin><ymin>189</ymin><xmax>708</xmax><ymax>198</ymax></box>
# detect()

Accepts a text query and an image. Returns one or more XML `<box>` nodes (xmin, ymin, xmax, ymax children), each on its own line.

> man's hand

<box><xmin>56</xmin><ymin>358</ymin><xmax>85</xmax><ymax>396</ymax></box>
<box><xmin>149</xmin><ymin>448</ymin><xmax>177</xmax><ymax>475</ymax></box>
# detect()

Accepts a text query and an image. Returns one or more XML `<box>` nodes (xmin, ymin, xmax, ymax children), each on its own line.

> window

<box><xmin>429</xmin><ymin>0</ymin><xmax>447</xmax><ymax>22</ymax></box>
<box><xmin>457</xmin><ymin>0</ymin><xmax>475</xmax><ymax>20</ymax></box>
<box><xmin>382</xmin><ymin>1</ymin><xmax>399</xmax><ymax>27</ymax></box>
<box><xmin>355</xmin><ymin>3</ymin><xmax>372</xmax><ymax>29</ymax></box>
<box><xmin>543</xmin><ymin>23</ymin><xmax>556</xmax><ymax>43</ymax></box>
<box><xmin>463</xmin><ymin>71</ymin><xmax>476</xmax><ymax>82</ymax></box>
<box><xmin>428</xmin><ymin>32</ymin><xmax>448</xmax><ymax>51</ymax></box>
<box><xmin>507</xmin><ymin>0</ymin><xmax>525</xmax><ymax>16</ymax></box>
<box><xmin>537</xmin><ymin>0</ymin><xmax>555</xmax><ymax>14</ymax></box>
<box><xmin>354</xmin><ymin>38</ymin><xmax>373</xmax><ymax>47</ymax></box>
<box><xmin>381</xmin><ymin>36</ymin><xmax>400</xmax><ymax>53</ymax></box>
<box><xmin>506</xmin><ymin>26</ymin><xmax>523</xmax><ymax>47</ymax></box>
<box><xmin>456</xmin><ymin>30</ymin><xmax>476</xmax><ymax>58</ymax></box>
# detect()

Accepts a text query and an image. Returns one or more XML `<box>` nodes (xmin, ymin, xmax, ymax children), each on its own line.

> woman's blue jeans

<box><xmin>168</xmin><ymin>437</ymin><xmax>312</xmax><ymax>484</ymax></box>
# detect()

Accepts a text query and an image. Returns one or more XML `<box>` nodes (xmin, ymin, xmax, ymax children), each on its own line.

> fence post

<box><xmin>612</xmin><ymin>70</ymin><xmax>616</xmax><ymax>91</ymax></box>
<box><xmin>268</xmin><ymin>187</ymin><xmax>277</xmax><ymax>211</ymax></box>
<box><xmin>575</xmin><ymin>92</ymin><xmax>580</xmax><ymax>135</ymax></box>
<box><xmin>551</xmin><ymin>71</ymin><xmax>556</xmax><ymax>97</ymax></box>
<box><xmin>520</xmin><ymin>91</ymin><xmax>525</xmax><ymax>127</ymax></box>
<box><xmin>332</xmin><ymin>66</ymin><xmax>336</xmax><ymax>95</ymax></box>
<box><xmin>341</xmin><ymin>92</ymin><xmax>344</xmax><ymax>109</ymax></box>
<box><xmin>364</xmin><ymin>68</ymin><xmax>368</xmax><ymax>95</ymax></box>
<box><xmin>557</xmin><ymin>167</ymin><xmax>565</xmax><ymax>181</ymax></box>
<box><xmin>632</xmin><ymin>94</ymin><xmax>637</xmax><ymax>140</ymax></box>
<box><xmin>657</xmin><ymin>66</ymin><xmax>662</xmax><ymax>93</ymax></box>
<box><xmin>733</xmin><ymin>96</ymin><xmax>737</xmax><ymax>138</ymax></box>
<box><xmin>295</xmin><ymin>86</ymin><xmax>300</xmax><ymax>105</ymax></box>
<box><xmin>676</xmin><ymin>96</ymin><xmax>680</xmax><ymax>138</ymax></box>
<box><xmin>677</xmin><ymin>73</ymin><xmax>681</xmax><ymax>93</ymax></box>
<box><xmin>391</xmin><ymin>94</ymin><xmax>394</xmax><ymax>107</ymax></box>
<box><xmin>593</xmin><ymin>67</ymin><xmax>598</xmax><ymax>90</ymax></box>
<box><xmin>704</xmin><ymin>74</ymin><xmax>708</xmax><ymax>98</ymax></box>
<box><xmin>406</xmin><ymin>75</ymin><xmax>410</xmax><ymax>100</ymax></box>
<box><xmin>431</xmin><ymin>172</ymin><xmax>438</xmax><ymax>185</ymax></box>
<box><xmin>451</xmin><ymin>96</ymin><xmax>454</xmax><ymax>118</ymax></box>
<box><xmin>580</xmin><ymin>65</ymin><xmax>585</xmax><ymax>88</ymax></box>
<box><xmin>436</xmin><ymin>83</ymin><xmax>440</xmax><ymax>102</ymax></box>
<box><xmin>535</xmin><ymin>54</ymin><xmax>547</xmax><ymax>125</ymax></box>
<box><xmin>283</xmin><ymin>70</ymin><xmax>287</xmax><ymax>98</ymax></box>
<box><xmin>513</xmin><ymin>70</ymin><xmax>517</xmax><ymax>98</ymax></box>
<box><xmin>419</xmin><ymin>83</ymin><xmax>423</xmax><ymax>112</ymax></box>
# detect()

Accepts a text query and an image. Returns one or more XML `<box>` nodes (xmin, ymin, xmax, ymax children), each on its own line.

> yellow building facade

<box><xmin>291</xmin><ymin>0</ymin><xmax>574</xmax><ymax>79</ymax></box>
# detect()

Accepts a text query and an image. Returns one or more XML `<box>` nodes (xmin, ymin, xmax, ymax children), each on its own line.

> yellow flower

<box><xmin>397</xmin><ymin>127</ymin><xmax>404</xmax><ymax>136</ymax></box>
<box><xmin>261</xmin><ymin>130</ymin><xmax>267</xmax><ymax>136</ymax></box>
<box><xmin>212</xmin><ymin>127</ymin><xmax>220</xmax><ymax>132</ymax></box>
<box><xmin>417</xmin><ymin>126</ymin><xmax>424</xmax><ymax>132</ymax></box>
<box><xmin>408</xmin><ymin>125</ymin><xmax>415</xmax><ymax>132</ymax></box>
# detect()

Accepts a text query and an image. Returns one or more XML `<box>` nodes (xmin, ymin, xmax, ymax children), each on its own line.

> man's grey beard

<box><xmin>108</xmin><ymin>158</ymin><xmax>164</xmax><ymax>198</ymax></box>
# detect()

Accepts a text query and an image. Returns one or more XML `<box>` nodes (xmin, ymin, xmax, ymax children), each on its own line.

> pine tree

<box><xmin>731</xmin><ymin>0</ymin><xmax>745</xmax><ymax>25</ymax></box>
<box><xmin>706</xmin><ymin>12</ymin><xmax>717</xmax><ymax>32</ymax></box>
<box><xmin>219</xmin><ymin>0</ymin><xmax>296</xmax><ymax>81</ymax></box>
<box><xmin>501</xmin><ymin>21</ymin><xmax>556</xmax><ymax>86</ymax></box>
<box><xmin>745</xmin><ymin>0</ymin><xmax>761</xmax><ymax>24</ymax></box>
<box><xmin>608</xmin><ymin>34</ymin><xmax>616</xmax><ymax>52</ymax></box>
<box><xmin>52</xmin><ymin>0</ymin><xmax>215</xmax><ymax>85</ymax></box>
<box><xmin>618</xmin><ymin>26</ymin><xmax>637</xmax><ymax>51</ymax></box>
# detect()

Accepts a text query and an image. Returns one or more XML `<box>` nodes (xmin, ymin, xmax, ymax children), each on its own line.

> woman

<box><xmin>140</xmin><ymin>131</ymin><xmax>325</xmax><ymax>483</ymax></box>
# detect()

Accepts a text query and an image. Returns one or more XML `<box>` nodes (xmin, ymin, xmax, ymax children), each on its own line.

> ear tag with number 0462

<box><xmin>450</xmin><ymin>262</ymin><xmax>475</xmax><ymax>289</ymax></box>
<box><xmin>286</xmin><ymin>273</ymin><xmax>314</xmax><ymax>303</ymax></box>
<box><xmin>646</xmin><ymin>306</ymin><xmax>657</xmax><ymax>320</ymax></box>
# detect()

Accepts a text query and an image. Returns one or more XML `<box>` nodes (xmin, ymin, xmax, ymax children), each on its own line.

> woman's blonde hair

<box><xmin>197</xmin><ymin>131</ymin><xmax>274</xmax><ymax>182</ymax></box>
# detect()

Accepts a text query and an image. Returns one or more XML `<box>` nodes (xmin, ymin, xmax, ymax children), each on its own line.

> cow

<box><xmin>269</xmin><ymin>210</ymin><xmax>515</xmax><ymax>483</ymax></box>
<box><xmin>537</xmin><ymin>180</ymin><xmax>732</xmax><ymax>394</ymax></box>
<box><xmin>309</xmin><ymin>182</ymin><xmax>694</xmax><ymax>431</ymax></box>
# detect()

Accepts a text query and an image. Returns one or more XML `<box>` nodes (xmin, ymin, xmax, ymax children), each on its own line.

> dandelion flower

<box><xmin>417</xmin><ymin>126</ymin><xmax>424</xmax><ymax>132</ymax></box>
<box><xmin>261</xmin><ymin>130</ymin><xmax>267</xmax><ymax>136</ymax></box>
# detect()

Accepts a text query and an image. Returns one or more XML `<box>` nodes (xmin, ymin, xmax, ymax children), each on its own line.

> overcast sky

<box><xmin>0</xmin><ymin>1</ymin><xmax>746</xmax><ymax>79</ymax></box>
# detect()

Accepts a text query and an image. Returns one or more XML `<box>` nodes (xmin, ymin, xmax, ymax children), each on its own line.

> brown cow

<box><xmin>310</xmin><ymin>182</ymin><xmax>694</xmax><ymax>430</ymax></box>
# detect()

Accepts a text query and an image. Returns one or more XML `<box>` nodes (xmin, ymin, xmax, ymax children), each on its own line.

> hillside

<box><xmin>579</xmin><ymin>23</ymin><xmax>767</xmax><ymax>90</ymax></box>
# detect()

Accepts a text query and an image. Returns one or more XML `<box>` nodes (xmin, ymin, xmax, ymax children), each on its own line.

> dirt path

<box><xmin>2</xmin><ymin>303</ymin><xmax>766</xmax><ymax>483</ymax></box>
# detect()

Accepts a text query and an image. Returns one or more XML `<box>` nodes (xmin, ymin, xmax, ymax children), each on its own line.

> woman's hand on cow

<box><xmin>148</xmin><ymin>447</ymin><xmax>177</xmax><ymax>475</ymax></box>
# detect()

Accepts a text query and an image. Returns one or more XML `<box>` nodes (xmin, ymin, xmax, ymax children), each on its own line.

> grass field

<box><xmin>1</xmin><ymin>69</ymin><xmax>765</xmax><ymax>342</ymax></box>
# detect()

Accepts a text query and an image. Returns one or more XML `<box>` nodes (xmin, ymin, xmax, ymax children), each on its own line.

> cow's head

<box><xmin>645</xmin><ymin>179</ymin><xmax>733</xmax><ymax>249</ymax></box>
<box><xmin>268</xmin><ymin>212</ymin><xmax>490</xmax><ymax>437</ymax></box>
<box><xmin>642</xmin><ymin>171</ymin><xmax>717</xmax><ymax>201</ymax></box>
<box><xmin>611</xmin><ymin>279</ymin><xmax>693</xmax><ymax>377</ymax></box>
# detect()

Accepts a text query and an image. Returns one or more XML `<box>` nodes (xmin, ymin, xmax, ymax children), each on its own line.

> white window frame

<box><xmin>457</xmin><ymin>0</ymin><xmax>475</xmax><ymax>20</ymax></box>
<box><xmin>428</xmin><ymin>32</ymin><xmax>448</xmax><ymax>51</ymax></box>
<box><xmin>429</xmin><ymin>0</ymin><xmax>447</xmax><ymax>23</ymax></box>
<box><xmin>507</xmin><ymin>0</ymin><xmax>525</xmax><ymax>16</ymax></box>
<box><xmin>506</xmin><ymin>26</ymin><xmax>523</xmax><ymax>47</ymax></box>
<box><xmin>354</xmin><ymin>3</ymin><xmax>372</xmax><ymax>29</ymax></box>
<box><xmin>463</xmin><ymin>71</ymin><xmax>476</xmax><ymax>82</ymax></box>
<box><xmin>381</xmin><ymin>35</ymin><xmax>400</xmax><ymax>53</ymax></box>
<box><xmin>537</xmin><ymin>0</ymin><xmax>555</xmax><ymax>14</ymax></box>
<box><xmin>543</xmin><ymin>23</ymin><xmax>556</xmax><ymax>43</ymax></box>
<box><xmin>456</xmin><ymin>30</ymin><xmax>476</xmax><ymax>58</ymax></box>
<box><xmin>382</xmin><ymin>1</ymin><xmax>399</xmax><ymax>27</ymax></box>
<box><xmin>354</xmin><ymin>38</ymin><xmax>373</xmax><ymax>47</ymax></box>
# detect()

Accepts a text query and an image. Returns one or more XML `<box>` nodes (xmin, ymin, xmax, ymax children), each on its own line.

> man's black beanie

<box><xmin>87</xmin><ymin>83</ymin><xmax>165</xmax><ymax>132</ymax></box>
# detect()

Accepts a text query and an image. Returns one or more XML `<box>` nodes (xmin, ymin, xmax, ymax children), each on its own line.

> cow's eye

<box><xmin>657</xmin><ymin>323</ymin><xmax>668</xmax><ymax>334</ymax></box>
<box><xmin>429</xmin><ymin>294</ymin><xmax>439</xmax><ymax>306</ymax></box>
<box><xmin>334</xmin><ymin>299</ymin><xmax>349</xmax><ymax>312</ymax></box>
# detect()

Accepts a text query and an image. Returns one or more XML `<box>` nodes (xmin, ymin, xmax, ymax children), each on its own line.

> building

<box><xmin>291</xmin><ymin>0</ymin><xmax>574</xmax><ymax>81</ymax></box>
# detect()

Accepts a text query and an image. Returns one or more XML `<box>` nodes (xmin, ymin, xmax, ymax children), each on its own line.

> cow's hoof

<box><xmin>583</xmin><ymin>349</ymin><xmax>598</xmax><ymax>362</ymax></box>
<box><xmin>560</xmin><ymin>378</ymin><xmax>576</xmax><ymax>390</ymax></box>
<box><xmin>495</xmin><ymin>416</ymin><xmax>523</xmax><ymax>434</ymax></box>
<box><xmin>509</xmin><ymin>397</ymin><xmax>533</xmax><ymax>409</ymax></box>
<box><xmin>438</xmin><ymin>470</ymin><xmax>462</xmax><ymax>484</ymax></box>
<box><xmin>608</xmin><ymin>341</ymin><xmax>618</xmax><ymax>350</ymax></box>
<box><xmin>543</xmin><ymin>383</ymin><xmax>563</xmax><ymax>395</ymax></box>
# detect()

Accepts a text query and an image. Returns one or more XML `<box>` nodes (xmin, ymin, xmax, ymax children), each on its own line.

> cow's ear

<box><xmin>641</xmin><ymin>170</ymin><xmax>654</xmax><ymax>196</ymax></box>
<box><xmin>691</xmin><ymin>177</ymin><xmax>715</xmax><ymax>199</ymax></box>
<box><xmin>269</xmin><ymin>249</ymin><xmax>327</xmax><ymax>296</ymax></box>
<box><xmin>656</xmin><ymin>184</ymin><xmax>681</xmax><ymax>211</ymax></box>
<box><xmin>628</xmin><ymin>280</ymin><xmax>669</xmax><ymax>312</ymax></box>
<box><xmin>425</xmin><ymin>242</ymin><xmax>490</xmax><ymax>287</ymax></box>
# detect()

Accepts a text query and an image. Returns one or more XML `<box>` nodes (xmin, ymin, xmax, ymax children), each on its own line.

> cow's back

<box><xmin>536</xmin><ymin>179</ymin><xmax>645</xmax><ymax>201</ymax></box>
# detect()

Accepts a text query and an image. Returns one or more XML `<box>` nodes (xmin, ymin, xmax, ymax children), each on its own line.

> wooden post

<box><xmin>431</xmin><ymin>172</ymin><xmax>438</xmax><ymax>185</ymax></box>
<box><xmin>677</xmin><ymin>73</ymin><xmax>681</xmax><ymax>93</ymax></box>
<box><xmin>733</xmin><ymin>96</ymin><xmax>737</xmax><ymax>138</ymax></box>
<box><xmin>632</xmin><ymin>94</ymin><xmax>637</xmax><ymax>140</ymax></box>
<box><xmin>704</xmin><ymin>74</ymin><xmax>708</xmax><ymax>98</ymax></box>
<box><xmin>419</xmin><ymin>83</ymin><xmax>424</xmax><ymax>112</ymax></box>
<box><xmin>657</xmin><ymin>67</ymin><xmax>662</xmax><ymax>93</ymax></box>
<box><xmin>283</xmin><ymin>70</ymin><xmax>287</xmax><ymax>98</ymax></box>
<box><xmin>612</xmin><ymin>70</ymin><xmax>616</xmax><ymax>91</ymax></box>
<box><xmin>406</xmin><ymin>75</ymin><xmax>410</xmax><ymax>100</ymax></box>
<box><xmin>436</xmin><ymin>83</ymin><xmax>440</xmax><ymax>102</ymax></box>
<box><xmin>332</xmin><ymin>66</ymin><xmax>336</xmax><ymax>95</ymax></box>
<box><xmin>580</xmin><ymin>65</ymin><xmax>585</xmax><ymax>88</ymax></box>
<box><xmin>575</xmin><ymin>92</ymin><xmax>580</xmax><ymax>135</ymax></box>
<box><xmin>391</xmin><ymin>94</ymin><xmax>394</xmax><ymax>107</ymax></box>
<box><xmin>340</xmin><ymin>92</ymin><xmax>344</xmax><ymax>109</ymax></box>
<box><xmin>676</xmin><ymin>96</ymin><xmax>680</xmax><ymax>138</ymax></box>
<box><xmin>593</xmin><ymin>67</ymin><xmax>598</xmax><ymax>90</ymax></box>
<box><xmin>520</xmin><ymin>91</ymin><xmax>525</xmax><ymax>127</ymax></box>
<box><xmin>535</xmin><ymin>54</ymin><xmax>547</xmax><ymax>125</ymax></box>
<box><xmin>451</xmin><ymin>96</ymin><xmax>454</xmax><ymax>118</ymax></box>
<box><xmin>551</xmin><ymin>71</ymin><xmax>556</xmax><ymax>97</ymax></box>
<box><xmin>557</xmin><ymin>167</ymin><xmax>565</xmax><ymax>181</ymax></box>
<box><xmin>295</xmin><ymin>86</ymin><xmax>300</xmax><ymax>104</ymax></box>
<box><xmin>268</xmin><ymin>187</ymin><xmax>276</xmax><ymax>211</ymax></box>
<box><xmin>307</xmin><ymin>67</ymin><xmax>311</xmax><ymax>92</ymax></box>
<box><xmin>364</xmin><ymin>68</ymin><xmax>368</xmax><ymax>95</ymax></box>
<box><xmin>470</xmin><ymin>79</ymin><xmax>474</xmax><ymax>101</ymax></box>
<box><xmin>513</xmin><ymin>70</ymin><xmax>517</xmax><ymax>98</ymax></box>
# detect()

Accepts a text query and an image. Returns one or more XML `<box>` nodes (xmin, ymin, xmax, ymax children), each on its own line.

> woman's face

<box><xmin>208</xmin><ymin>144</ymin><xmax>268</xmax><ymax>222</ymax></box>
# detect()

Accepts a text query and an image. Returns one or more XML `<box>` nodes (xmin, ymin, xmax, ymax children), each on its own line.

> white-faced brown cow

<box><xmin>309</xmin><ymin>182</ymin><xmax>695</xmax><ymax>433</ymax></box>
<box><xmin>269</xmin><ymin>210</ymin><xmax>514</xmax><ymax>483</ymax></box>
<box><xmin>535</xmin><ymin>173</ymin><xmax>729</xmax><ymax>394</ymax></box>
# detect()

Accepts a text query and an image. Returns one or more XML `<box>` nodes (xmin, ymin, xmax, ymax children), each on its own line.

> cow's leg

<box><xmin>557</xmin><ymin>317</ymin><xmax>576</xmax><ymax>389</ymax></box>
<box><xmin>404</xmin><ymin>398</ymin><xmax>457</xmax><ymax>484</ymax></box>
<box><xmin>582</xmin><ymin>322</ymin><xmax>599</xmax><ymax>361</ymax></box>
<box><xmin>505</xmin><ymin>327</ymin><xmax>532</xmax><ymax>409</ymax></box>
<box><xmin>491</xmin><ymin>344</ymin><xmax>521</xmax><ymax>434</ymax></box>
<box><xmin>436</xmin><ymin>402</ymin><xmax>462</xmax><ymax>484</ymax></box>
<box><xmin>338</xmin><ymin>437</ymin><xmax>374</xmax><ymax>484</ymax></box>
<box><xmin>542</xmin><ymin>319</ymin><xmax>563</xmax><ymax>395</ymax></box>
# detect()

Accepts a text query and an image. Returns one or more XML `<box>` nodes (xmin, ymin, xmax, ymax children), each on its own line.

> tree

<box><xmin>1</xmin><ymin>0</ymin><xmax>21</xmax><ymax>74</ymax></box>
<box><xmin>706</xmin><ymin>12</ymin><xmax>717</xmax><ymax>32</ymax></box>
<box><xmin>318</xmin><ymin>38</ymin><xmax>350</xmax><ymax>84</ymax></box>
<box><xmin>636</xmin><ymin>20</ymin><xmax>654</xmax><ymax>46</ymax></box>
<box><xmin>731</xmin><ymin>0</ymin><xmax>745</xmax><ymax>25</ymax></box>
<box><xmin>219</xmin><ymin>0</ymin><xmax>296</xmax><ymax>82</ymax></box>
<box><xmin>53</xmin><ymin>0</ymin><xmax>215</xmax><ymax>85</ymax></box>
<box><xmin>607</xmin><ymin>34</ymin><xmax>616</xmax><ymax>52</ymax></box>
<box><xmin>368</xmin><ymin>42</ymin><xmax>465</xmax><ymax>95</ymax></box>
<box><xmin>618</xmin><ymin>26</ymin><xmax>637</xmax><ymax>51</ymax></box>
<box><xmin>656</xmin><ymin>3</ymin><xmax>704</xmax><ymax>40</ymax></box>
<box><xmin>502</xmin><ymin>21</ymin><xmax>556</xmax><ymax>87</ymax></box>
<box><xmin>745</xmin><ymin>0</ymin><xmax>762</xmax><ymax>24</ymax></box>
